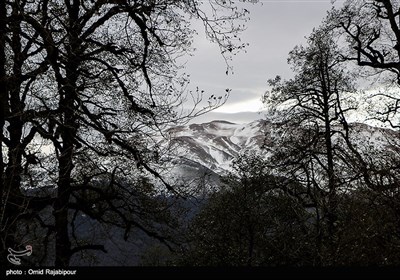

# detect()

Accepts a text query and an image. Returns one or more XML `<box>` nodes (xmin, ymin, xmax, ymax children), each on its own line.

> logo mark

<box><xmin>7</xmin><ymin>245</ymin><xmax>32</xmax><ymax>265</ymax></box>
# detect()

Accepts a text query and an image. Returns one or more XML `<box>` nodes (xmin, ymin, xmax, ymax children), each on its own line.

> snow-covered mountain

<box><xmin>159</xmin><ymin>119</ymin><xmax>399</xmax><ymax>190</ymax></box>
<box><xmin>166</xmin><ymin>119</ymin><xmax>270</xmax><ymax>173</ymax></box>
<box><xmin>157</xmin><ymin>119</ymin><xmax>278</xmax><ymax>192</ymax></box>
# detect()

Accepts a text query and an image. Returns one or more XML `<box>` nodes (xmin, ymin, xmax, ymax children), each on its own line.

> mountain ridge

<box><xmin>161</xmin><ymin>118</ymin><xmax>399</xmax><ymax>190</ymax></box>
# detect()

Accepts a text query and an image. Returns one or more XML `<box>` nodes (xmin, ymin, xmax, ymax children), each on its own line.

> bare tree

<box><xmin>1</xmin><ymin>0</ymin><xmax>252</xmax><ymax>266</ymax></box>
<box><xmin>328</xmin><ymin>0</ymin><xmax>400</xmax><ymax>128</ymax></box>
<box><xmin>330</xmin><ymin>1</ymin><xmax>400</xmax><ymax>83</ymax></box>
<box><xmin>1</xmin><ymin>0</ymin><xmax>52</xmax><ymax>265</ymax></box>
<box><xmin>264</xmin><ymin>26</ymin><xmax>359</xmax><ymax>265</ymax></box>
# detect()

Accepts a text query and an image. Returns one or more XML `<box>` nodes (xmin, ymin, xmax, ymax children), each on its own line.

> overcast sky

<box><xmin>185</xmin><ymin>0</ymin><xmax>344</xmax><ymax>124</ymax></box>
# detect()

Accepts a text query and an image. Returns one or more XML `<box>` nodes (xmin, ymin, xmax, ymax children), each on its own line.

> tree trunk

<box><xmin>54</xmin><ymin>0</ymin><xmax>81</xmax><ymax>266</ymax></box>
<box><xmin>5</xmin><ymin>0</ymin><xmax>25</xmax><ymax>217</ymax></box>
<box><xmin>319</xmin><ymin>60</ymin><xmax>338</xmax><ymax>264</ymax></box>
<box><xmin>0</xmin><ymin>0</ymin><xmax>25</xmax><ymax>265</ymax></box>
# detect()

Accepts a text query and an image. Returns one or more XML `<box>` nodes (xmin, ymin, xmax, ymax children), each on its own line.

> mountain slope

<box><xmin>166</xmin><ymin>119</ymin><xmax>271</xmax><ymax>174</ymax></box>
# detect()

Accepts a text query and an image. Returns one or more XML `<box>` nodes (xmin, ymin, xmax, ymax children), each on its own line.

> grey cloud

<box><xmin>183</xmin><ymin>1</ymin><xmax>338</xmax><ymax>123</ymax></box>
